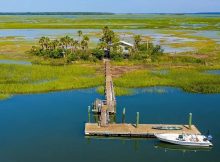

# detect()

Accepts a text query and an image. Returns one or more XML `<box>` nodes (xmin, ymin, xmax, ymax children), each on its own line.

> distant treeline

<box><xmin>0</xmin><ymin>12</ymin><xmax>115</xmax><ymax>15</ymax></box>
<box><xmin>195</xmin><ymin>12</ymin><xmax>220</xmax><ymax>14</ymax></box>
<box><xmin>0</xmin><ymin>12</ymin><xmax>219</xmax><ymax>16</ymax></box>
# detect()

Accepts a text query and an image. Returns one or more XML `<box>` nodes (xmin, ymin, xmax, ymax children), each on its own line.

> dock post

<box><xmin>136</xmin><ymin>112</ymin><xmax>139</xmax><ymax>128</ymax></box>
<box><xmin>122</xmin><ymin>108</ymin><xmax>126</xmax><ymax>123</ymax></box>
<box><xmin>88</xmin><ymin>106</ymin><xmax>91</xmax><ymax>123</ymax></box>
<box><xmin>189</xmin><ymin>113</ymin><xmax>192</xmax><ymax>129</ymax></box>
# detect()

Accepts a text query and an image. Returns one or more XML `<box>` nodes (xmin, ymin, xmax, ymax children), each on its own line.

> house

<box><xmin>118</xmin><ymin>41</ymin><xmax>134</xmax><ymax>54</ymax></box>
<box><xmin>104</xmin><ymin>41</ymin><xmax>134</xmax><ymax>58</ymax></box>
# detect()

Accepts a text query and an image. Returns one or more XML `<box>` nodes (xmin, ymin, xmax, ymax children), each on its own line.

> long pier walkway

<box><xmin>86</xmin><ymin>60</ymin><xmax>201</xmax><ymax>137</ymax></box>
<box><xmin>104</xmin><ymin>60</ymin><xmax>116</xmax><ymax>114</ymax></box>
<box><xmin>92</xmin><ymin>59</ymin><xmax>116</xmax><ymax>126</ymax></box>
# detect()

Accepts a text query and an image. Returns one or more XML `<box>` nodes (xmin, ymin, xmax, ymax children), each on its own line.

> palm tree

<box><xmin>81</xmin><ymin>35</ymin><xmax>90</xmax><ymax>50</ymax></box>
<box><xmin>60</xmin><ymin>36</ymin><xmax>71</xmax><ymax>58</ymax></box>
<box><xmin>60</xmin><ymin>36</ymin><xmax>71</xmax><ymax>50</ymax></box>
<box><xmin>134</xmin><ymin>35</ymin><xmax>141</xmax><ymax>50</ymax></box>
<box><xmin>39</xmin><ymin>37</ymin><xmax>50</xmax><ymax>50</ymax></box>
<box><xmin>100</xmin><ymin>26</ymin><xmax>119</xmax><ymax>58</ymax></box>
<box><xmin>70</xmin><ymin>38</ymin><xmax>79</xmax><ymax>53</ymax></box>
<box><xmin>83</xmin><ymin>35</ymin><xmax>89</xmax><ymax>42</ymax></box>
<box><xmin>50</xmin><ymin>39</ymin><xmax>59</xmax><ymax>50</ymax></box>
<box><xmin>39</xmin><ymin>37</ymin><xmax>45</xmax><ymax>49</ymax></box>
<box><xmin>77</xmin><ymin>30</ymin><xmax>83</xmax><ymax>41</ymax></box>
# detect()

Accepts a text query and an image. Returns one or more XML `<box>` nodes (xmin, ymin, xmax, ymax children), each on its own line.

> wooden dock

<box><xmin>92</xmin><ymin>59</ymin><xmax>116</xmax><ymax>127</ymax></box>
<box><xmin>86</xmin><ymin>60</ymin><xmax>201</xmax><ymax>137</ymax></box>
<box><xmin>85</xmin><ymin>123</ymin><xmax>201</xmax><ymax>138</ymax></box>
<box><xmin>104</xmin><ymin>60</ymin><xmax>116</xmax><ymax>114</ymax></box>
<box><xmin>91</xmin><ymin>59</ymin><xmax>116</xmax><ymax>126</ymax></box>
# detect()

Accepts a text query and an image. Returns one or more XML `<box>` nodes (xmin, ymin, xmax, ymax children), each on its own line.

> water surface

<box><xmin>0</xmin><ymin>29</ymin><xmax>202</xmax><ymax>53</ymax></box>
<box><xmin>0</xmin><ymin>87</ymin><xmax>219</xmax><ymax>162</ymax></box>
<box><xmin>0</xmin><ymin>59</ymin><xmax>31</xmax><ymax>65</ymax></box>
<box><xmin>205</xmin><ymin>70</ymin><xmax>220</xmax><ymax>75</ymax></box>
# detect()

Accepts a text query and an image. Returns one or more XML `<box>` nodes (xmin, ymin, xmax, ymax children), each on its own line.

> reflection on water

<box><xmin>85</xmin><ymin>136</ymin><xmax>151</xmax><ymax>152</ymax></box>
<box><xmin>90</xmin><ymin>113</ymin><xmax>116</xmax><ymax>124</ymax></box>
<box><xmin>155</xmin><ymin>142</ymin><xmax>212</xmax><ymax>153</ymax></box>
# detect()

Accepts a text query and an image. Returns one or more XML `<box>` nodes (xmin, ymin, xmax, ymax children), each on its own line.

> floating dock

<box><xmin>85</xmin><ymin>123</ymin><xmax>201</xmax><ymax>138</ymax></box>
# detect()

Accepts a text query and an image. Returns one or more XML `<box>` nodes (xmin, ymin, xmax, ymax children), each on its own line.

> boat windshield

<box><xmin>178</xmin><ymin>135</ymin><xmax>183</xmax><ymax>139</ymax></box>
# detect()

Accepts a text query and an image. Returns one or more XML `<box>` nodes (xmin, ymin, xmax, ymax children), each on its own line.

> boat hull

<box><xmin>155</xmin><ymin>134</ymin><xmax>213</xmax><ymax>147</ymax></box>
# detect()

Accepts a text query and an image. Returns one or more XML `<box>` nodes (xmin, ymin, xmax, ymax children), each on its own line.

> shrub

<box><xmin>92</xmin><ymin>48</ymin><xmax>105</xmax><ymax>60</ymax></box>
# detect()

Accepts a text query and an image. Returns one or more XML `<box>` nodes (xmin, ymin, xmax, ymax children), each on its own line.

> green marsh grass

<box><xmin>0</xmin><ymin>64</ymin><xmax>103</xmax><ymax>96</ymax></box>
<box><xmin>0</xmin><ymin>94</ymin><xmax>10</xmax><ymax>100</ymax></box>
<box><xmin>115</xmin><ymin>68</ymin><xmax>220</xmax><ymax>94</ymax></box>
<box><xmin>97</xmin><ymin>86</ymin><xmax>133</xmax><ymax>96</ymax></box>
<box><xmin>0</xmin><ymin>15</ymin><xmax>220</xmax><ymax>30</ymax></box>
<box><xmin>158</xmin><ymin>30</ymin><xmax>218</xmax><ymax>54</ymax></box>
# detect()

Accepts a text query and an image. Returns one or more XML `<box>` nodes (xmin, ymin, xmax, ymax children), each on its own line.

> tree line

<box><xmin>30</xmin><ymin>26</ymin><xmax>164</xmax><ymax>62</ymax></box>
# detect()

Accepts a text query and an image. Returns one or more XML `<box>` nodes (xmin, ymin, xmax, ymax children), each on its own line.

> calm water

<box><xmin>0</xmin><ymin>87</ymin><xmax>219</xmax><ymax>162</ymax></box>
<box><xmin>1</xmin><ymin>29</ymin><xmax>219</xmax><ymax>53</ymax></box>
<box><xmin>206</xmin><ymin>70</ymin><xmax>220</xmax><ymax>75</ymax></box>
<box><xmin>1</xmin><ymin>28</ymin><xmax>219</xmax><ymax>52</ymax></box>
<box><xmin>192</xmin><ymin>31</ymin><xmax>220</xmax><ymax>44</ymax></box>
<box><xmin>2</xmin><ymin>29</ymin><xmax>217</xmax><ymax>53</ymax></box>
<box><xmin>0</xmin><ymin>59</ymin><xmax>31</xmax><ymax>65</ymax></box>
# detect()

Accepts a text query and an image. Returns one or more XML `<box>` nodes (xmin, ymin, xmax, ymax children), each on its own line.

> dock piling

<box><xmin>88</xmin><ymin>106</ymin><xmax>91</xmax><ymax>123</ymax></box>
<box><xmin>189</xmin><ymin>113</ymin><xmax>192</xmax><ymax>129</ymax></box>
<box><xmin>136</xmin><ymin>112</ymin><xmax>139</xmax><ymax>128</ymax></box>
<box><xmin>122</xmin><ymin>108</ymin><xmax>126</xmax><ymax>123</ymax></box>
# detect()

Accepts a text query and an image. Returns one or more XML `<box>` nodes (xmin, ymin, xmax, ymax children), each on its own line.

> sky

<box><xmin>0</xmin><ymin>0</ymin><xmax>220</xmax><ymax>13</ymax></box>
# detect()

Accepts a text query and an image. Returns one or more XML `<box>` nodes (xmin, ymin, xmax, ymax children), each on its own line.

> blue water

<box><xmin>205</xmin><ymin>70</ymin><xmax>220</xmax><ymax>75</ymax></box>
<box><xmin>192</xmin><ymin>31</ymin><xmax>220</xmax><ymax>44</ymax></box>
<box><xmin>0</xmin><ymin>87</ymin><xmax>219</xmax><ymax>162</ymax></box>
<box><xmin>0</xmin><ymin>29</ymin><xmax>205</xmax><ymax>53</ymax></box>
<box><xmin>0</xmin><ymin>59</ymin><xmax>31</xmax><ymax>65</ymax></box>
<box><xmin>1</xmin><ymin>28</ymin><xmax>218</xmax><ymax>53</ymax></box>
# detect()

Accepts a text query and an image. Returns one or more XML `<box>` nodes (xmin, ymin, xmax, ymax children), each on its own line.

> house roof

<box><xmin>119</xmin><ymin>41</ymin><xmax>134</xmax><ymax>47</ymax></box>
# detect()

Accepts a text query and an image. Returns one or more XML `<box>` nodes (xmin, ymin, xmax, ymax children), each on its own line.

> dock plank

<box><xmin>85</xmin><ymin>123</ymin><xmax>201</xmax><ymax>137</ymax></box>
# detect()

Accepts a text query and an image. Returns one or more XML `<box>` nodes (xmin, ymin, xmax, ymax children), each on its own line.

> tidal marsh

<box><xmin>0</xmin><ymin>64</ymin><xmax>103</xmax><ymax>97</ymax></box>
<box><xmin>0</xmin><ymin>14</ymin><xmax>220</xmax><ymax>30</ymax></box>
<box><xmin>0</xmin><ymin>14</ymin><xmax>220</xmax><ymax>98</ymax></box>
<box><xmin>114</xmin><ymin>68</ymin><xmax>220</xmax><ymax>94</ymax></box>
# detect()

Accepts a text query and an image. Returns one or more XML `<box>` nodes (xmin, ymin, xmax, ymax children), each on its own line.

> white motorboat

<box><xmin>155</xmin><ymin>133</ymin><xmax>213</xmax><ymax>147</ymax></box>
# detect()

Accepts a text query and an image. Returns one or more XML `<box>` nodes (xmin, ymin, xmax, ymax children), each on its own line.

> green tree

<box><xmin>50</xmin><ymin>39</ymin><xmax>59</xmax><ymax>50</ymax></box>
<box><xmin>77</xmin><ymin>30</ymin><xmax>83</xmax><ymax>41</ymax></box>
<box><xmin>39</xmin><ymin>37</ymin><xmax>50</xmax><ymax>50</ymax></box>
<box><xmin>99</xmin><ymin>26</ymin><xmax>119</xmax><ymax>58</ymax></box>
<box><xmin>98</xmin><ymin>41</ymin><xmax>108</xmax><ymax>50</ymax></box>
<box><xmin>81</xmin><ymin>35</ymin><xmax>90</xmax><ymax>50</ymax></box>
<box><xmin>138</xmin><ymin>42</ymin><xmax>164</xmax><ymax>61</ymax></box>
<box><xmin>70</xmin><ymin>38</ymin><xmax>79</xmax><ymax>53</ymax></box>
<box><xmin>134</xmin><ymin>35</ymin><xmax>141</xmax><ymax>50</ymax></box>
<box><xmin>60</xmin><ymin>36</ymin><xmax>72</xmax><ymax>58</ymax></box>
<box><xmin>92</xmin><ymin>48</ymin><xmax>105</xmax><ymax>60</ymax></box>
